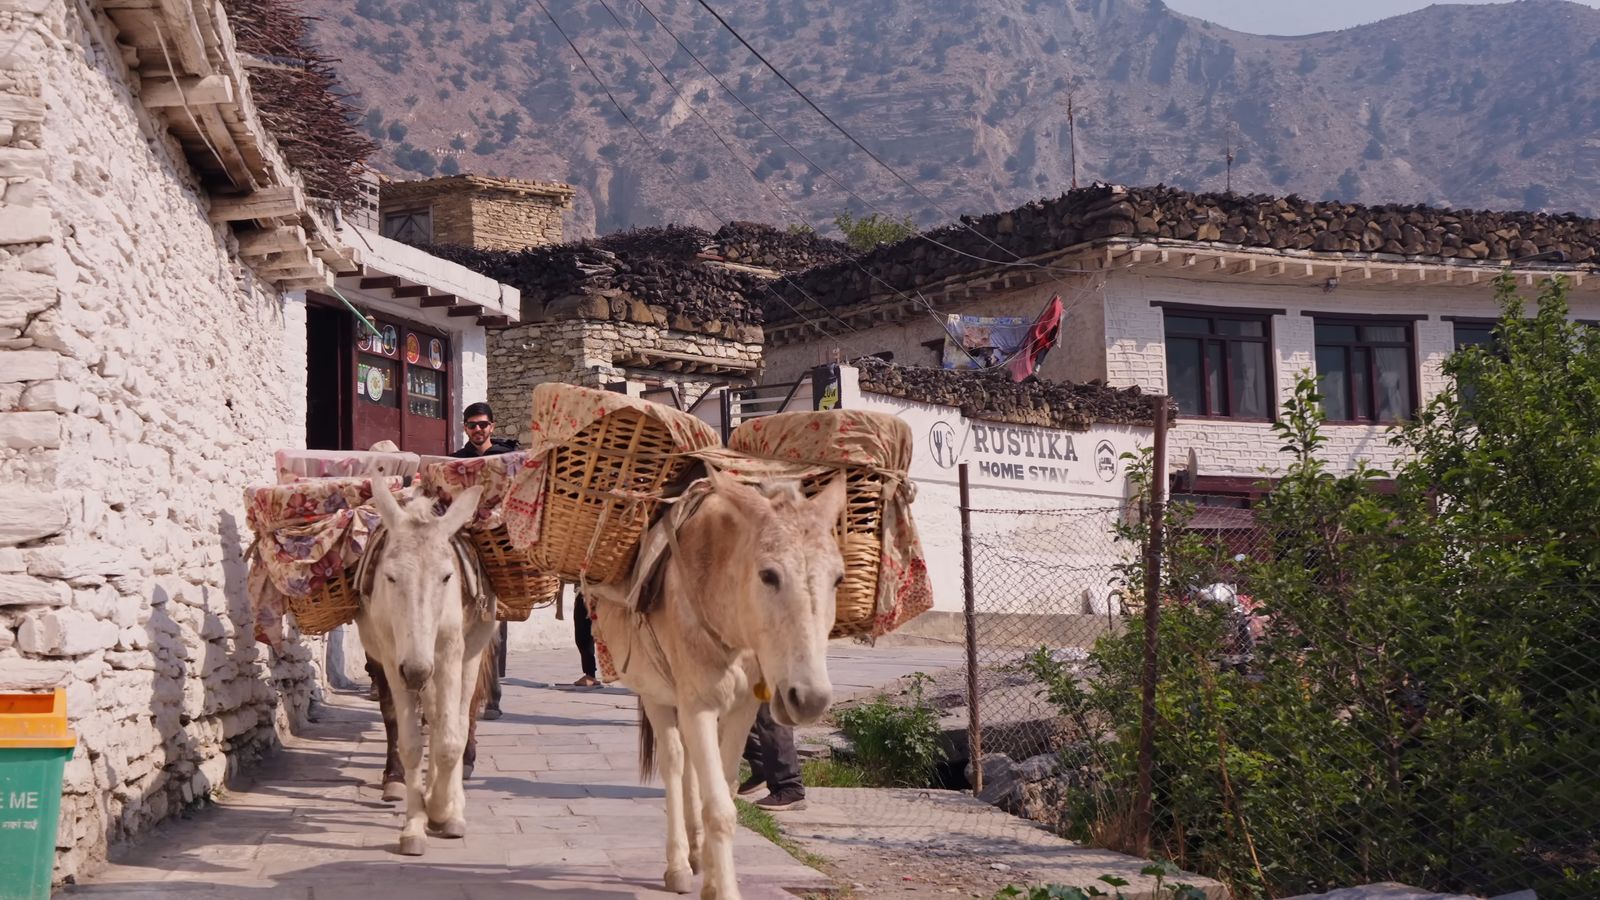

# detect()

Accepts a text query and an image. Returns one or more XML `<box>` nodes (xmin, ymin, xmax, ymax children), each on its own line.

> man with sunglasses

<box><xmin>452</xmin><ymin>402</ymin><xmax>519</xmax><ymax>720</ymax></box>
<box><xmin>452</xmin><ymin>402</ymin><xmax>519</xmax><ymax>458</ymax></box>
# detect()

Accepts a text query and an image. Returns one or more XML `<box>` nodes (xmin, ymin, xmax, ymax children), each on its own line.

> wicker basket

<box><xmin>799</xmin><ymin>466</ymin><xmax>888</xmax><ymax>639</ymax></box>
<box><xmin>471</xmin><ymin>525</ymin><xmax>561</xmax><ymax>621</ymax></box>
<box><xmin>533</xmin><ymin>405</ymin><xmax>706</xmax><ymax>585</ymax></box>
<box><xmin>286</xmin><ymin>568</ymin><xmax>360</xmax><ymax>635</ymax></box>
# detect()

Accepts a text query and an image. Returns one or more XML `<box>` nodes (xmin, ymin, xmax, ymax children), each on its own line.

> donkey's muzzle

<box><xmin>399</xmin><ymin>661</ymin><xmax>433</xmax><ymax>691</ymax></box>
<box><xmin>772</xmin><ymin>681</ymin><xmax>832</xmax><ymax>726</ymax></box>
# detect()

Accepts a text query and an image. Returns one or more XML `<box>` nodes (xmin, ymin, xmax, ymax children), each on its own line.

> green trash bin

<box><xmin>0</xmin><ymin>688</ymin><xmax>77</xmax><ymax>900</ymax></box>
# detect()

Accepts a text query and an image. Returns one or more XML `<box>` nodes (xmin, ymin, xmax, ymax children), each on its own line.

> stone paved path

<box><xmin>64</xmin><ymin>644</ymin><xmax>962</xmax><ymax>899</ymax></box>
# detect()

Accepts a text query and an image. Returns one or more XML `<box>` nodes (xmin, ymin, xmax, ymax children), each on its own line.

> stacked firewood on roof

<box><xmin>766</xmin><ymin>184</ymin><xmax>1600</xmax><ymax>326</ymax></box>
<box><xmin>854</xmin><ymin>358</ymin><xmax>1174</xmax><ymax>431</ymax></box>
<box><xmin>222</xmin><ymin>0</ymin><xmax>375</xmax><ymax>205</ymax></box>
<box><xmin>424</xmin><ymin>223</ymin><xmax>854</xmax><ymax>340</ymax></box>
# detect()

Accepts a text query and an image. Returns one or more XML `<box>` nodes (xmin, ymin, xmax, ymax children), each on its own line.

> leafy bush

<box><xmin>833</xmin><ymin>210</ymin><xmax>918</xmax><ymax>251</ymax></box>
<box><xmin>836</xmin><ymin>672</ymin><xmax>943</xmax><ymax>786</ymax></box>
<box><xmin>1028</xmin><ymin>275</ymin><xmax>1600</xmax><ymax>900</ymax></box>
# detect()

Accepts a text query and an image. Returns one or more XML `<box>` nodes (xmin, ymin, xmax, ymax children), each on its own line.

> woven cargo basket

<box><xmin>286</xmin><ymin>568</ymin><xmax>360</xmax><ymax>635</ymax></box>
<box><xmin>471</xmin><ymin>525</ymin><xmax>561</xmax><ymax>621</ymax></box>
<box><xmin>722</xmin><ymin>410</ymin><xmax>914</xmax><ymax>639</ymax></box>
<box><xmin>529</xmin><ymin>384</ymin><xmax>717</xmax><ymax>585</ymax></box>
<box><xmin>811</xmin><ymin>467</ymin><xmax>889</xmax><ymax>639</ymax></box>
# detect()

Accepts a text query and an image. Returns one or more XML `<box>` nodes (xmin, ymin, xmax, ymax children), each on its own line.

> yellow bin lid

<box><xmin>0</xmin><ymin>688</ymin><xmax>78</xmax><ymax>749</ymax></box>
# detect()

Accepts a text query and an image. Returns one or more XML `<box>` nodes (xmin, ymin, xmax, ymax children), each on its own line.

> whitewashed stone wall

<box><xmin>1</xmin><ymin>0</ymin><xmax>315</xmax><ymax>883</ymax></box>
<box><xmin>1102</xmin><ymin>273</ymin><xmax>1600</xmax><ymax>477</ymax></box>
<box><xmin>761</xmin><ymin>274</ymin><xmax>1109</xmax><ymax>387</ymax></box>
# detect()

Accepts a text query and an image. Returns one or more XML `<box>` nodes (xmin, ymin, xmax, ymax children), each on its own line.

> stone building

<box><xmin>0</xmin><ymin>0</ymin><xmax>516</xmax><ymax>882</ymax></box>
<box><xmin>760</xmin><ymin>184</ymin><xmax>1600</xmax><ymax>503</ymax></box>
<box><xmin>379</xmin><ymin>174</ymin><xmax>575</xmax><ymax>251</ymax></box>
<box><xmin>428</xmin><ymin>221</ymin><xmax>851</xmax><ymax>447</ymax></box>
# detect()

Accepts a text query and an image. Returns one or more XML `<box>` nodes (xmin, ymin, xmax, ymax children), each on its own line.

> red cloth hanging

<box><xmin>1005</xmin><ymin>293</ymin><xmax>1064</xmax><ymax>382</ymax></box>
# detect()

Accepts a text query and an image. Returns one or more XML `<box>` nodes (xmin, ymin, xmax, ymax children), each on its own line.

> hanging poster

<box><xmin>429</xmin><ymin>338</ymin><xmax>444</xmax><ymax>370</ymax></box>
<box><xmin>942</xmin><ymin>313</ymin><xmax>1032</xmax><ymax>370</ymax></box>
<box><xmin>405</xmin><ymin>333</ymin><xmax>420</xmax><ymax>365</ymax></box>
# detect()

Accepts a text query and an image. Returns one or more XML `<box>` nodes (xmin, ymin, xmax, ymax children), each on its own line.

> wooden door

<box><xmin>352</xmin><ymin>316</ymin><xmax>402</xmax><ymax>451</ymax></box>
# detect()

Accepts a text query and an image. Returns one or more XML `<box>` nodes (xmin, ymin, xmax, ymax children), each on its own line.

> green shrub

<box><xmin>836</xmin><ymin>672</ymin><xmax>943</xmax><ymax>786</ymax></box>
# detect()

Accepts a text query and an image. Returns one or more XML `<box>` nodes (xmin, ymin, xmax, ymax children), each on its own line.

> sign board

<box><xmin>852</xmin><ymin>390</ymin><xmax>1146</xmax><ymax>500</ymax></box>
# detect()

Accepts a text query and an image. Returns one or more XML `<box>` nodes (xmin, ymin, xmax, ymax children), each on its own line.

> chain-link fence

<box><xmin>963</xmin><ymin>503</ymin><xmax>1134</xmax><ymax>768</ymax></box>
<box><xmin>960</xmin><ymin>478</ymin><xmax>1600</xmax><ymax>899</ymax></box>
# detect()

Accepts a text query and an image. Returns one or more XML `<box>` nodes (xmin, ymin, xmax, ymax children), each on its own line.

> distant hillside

<box><xmin>310</xmin><ymin>0</ymin><xmax>1600</xmax><ymax>237</ymax></box>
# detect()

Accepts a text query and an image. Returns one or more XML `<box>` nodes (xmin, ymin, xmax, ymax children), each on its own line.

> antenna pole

<box><xmin>1067</xmin><ymin>93</ymin><xmax>1079</xmax><ymax>189</ymax></box>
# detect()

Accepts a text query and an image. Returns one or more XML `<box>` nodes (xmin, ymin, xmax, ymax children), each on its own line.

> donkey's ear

<box><xmin>809</xmin><ymin>474</ymin><xmax>848</xmax><ymax>526</ymax></box>
<box><xmin>371</xmin><ymin>476</ymin><xmax>404</xmax><ymax>527</ymax></box>
<box><xmin>438</xmin><ymin>484</ymin><xmax>485</xmax><ymax>534</ymax></box>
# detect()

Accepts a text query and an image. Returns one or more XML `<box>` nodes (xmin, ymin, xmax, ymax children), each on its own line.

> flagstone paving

<box><xmin>64</xmin><ymin>644</ymin><xmax>963</xmax><ymax>899</ymax></box>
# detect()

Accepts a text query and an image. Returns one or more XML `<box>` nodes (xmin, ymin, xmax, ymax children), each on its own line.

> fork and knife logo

<box><xmin>928</xmin><ymin>421</ymin><xmax>959</xmax><ymax>469</ymax></box>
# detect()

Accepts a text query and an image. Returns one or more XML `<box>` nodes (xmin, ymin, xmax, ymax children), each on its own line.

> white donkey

<box><xmin>593</xmin><ymin>469</ymin><xmax>847</xmax><ymax>899</ymax></box>
<box><xmin>358</xmin><ymin>479</ymin><xmax>492</xmax><ymax>856</ymax></box>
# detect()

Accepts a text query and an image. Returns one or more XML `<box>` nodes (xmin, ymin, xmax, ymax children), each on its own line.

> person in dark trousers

<box><xmin>453</xmin><ymin>402</ymin><xmax>516</xmax><ymax>719</ymax></box>
<box><xmin>738</xmin><ymin>705</ymin><xmax>806</xmax><ymax>811</ymax></box>
<box><xmin>572</xmin><ymin>591</ymin><xmax>600</xmax><ymax>688</ymax></box>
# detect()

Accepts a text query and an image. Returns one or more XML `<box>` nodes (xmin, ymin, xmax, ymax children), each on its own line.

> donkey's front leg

<box><xmin>425</xmin><ymin>649</ymin><xmax>473</xmax><ymax>839</ymax></box>
<box><xmin>386</xmin><ymin>663</ymin><xmax>428</xmax><ymax>856</ymax></box>
<box><xmin>682</xmin><ymin>706</ymin><xmax>739</xmax><ymax>900</ymax></box>
<box><xmin>647</xmin><ymin>700</ymin><xmax>695</xmax><ymax>894</ymax></box>
<box><xmin>372</xmin><ymin>662</ymin><xmax>406</xmax><ymax>803</ymax></box>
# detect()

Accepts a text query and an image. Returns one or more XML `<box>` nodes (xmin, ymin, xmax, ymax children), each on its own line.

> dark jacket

<box><xmin>451</xmin><ymin>437</ymin><xmax>519</xmax><ymax>459</ymax></box>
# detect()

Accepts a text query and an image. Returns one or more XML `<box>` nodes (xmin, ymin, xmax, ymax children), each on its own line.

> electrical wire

<box><xmin>639</xmin><ymin>0</ymin><xmax>1104</xmax><ymax>278</ymax></box>
<box><xmin>530</xmin><ymin>0</ymin><xmax>846</xmax><ymax>343</ymax></box>
<box><xmin>688</xmin><ymin>0</ymin><xmax>1102</xmax><ymax>275</ymax></box>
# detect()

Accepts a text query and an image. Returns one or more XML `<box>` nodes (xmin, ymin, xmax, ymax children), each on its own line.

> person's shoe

<box><xmin>573</xmin><ymin>675</ymin><xmax>600</xmax><ymax>688</ymax></box>
<box><xmin>481</xmin><ymin>706</ymin><xmax>503</xmax><ymax>721</ymax></box>
<box><xmin>754</xmin><ymin>790</ymin><xmax>807</xmax><ymax>812</ymax></box>
<box><xmin>736</xmin><ymin>773</ymin><xmax>765</xmax><ymax>796</ymax></box>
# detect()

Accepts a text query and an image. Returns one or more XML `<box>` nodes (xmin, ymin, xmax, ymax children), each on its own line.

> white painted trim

<box><xmin>336</xmin><ymin>226</ymin><xmax>521</xmax><ymax>318</ymax></box>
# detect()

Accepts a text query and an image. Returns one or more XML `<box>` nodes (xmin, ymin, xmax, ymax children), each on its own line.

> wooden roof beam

<box><xmin>420</xmin><ymin>295</ymin><xmax>459</xmax><ymax>308</ymax></box>
<box><xmin>392</xmin><ymin>284</ymin><xmax>429</xmax><ymax>298</ymax></box>
<box><xmin>236</xmin><ymin>225</ymin><xmax>307</xmax><ymax>257</ymax></box>
<box><xmin>447</xmin><ymin>304</ymin><xmax>486</xmax><ymax>318</ymax></box>
<box><xmin>141</xmin><ymin>74</ymin><xmax>234</xmax><ymax>107</ymax></box>
<box><xmin>208</xmin><ymin>185</ymin><xmax>302</xmax><ymax>222</ymax></box>
<box><xmin>359</xmin><ymin>276</ymin><xmax>400</xmax><ymax>290</ymax></box>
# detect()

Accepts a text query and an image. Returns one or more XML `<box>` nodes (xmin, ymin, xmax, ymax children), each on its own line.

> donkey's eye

<box><xmin>442</xmin><ymin>572</ymin><xmax>452</xmax><ymax>583</ymax></box>
<box><xmin>834</xmin><ymin>574</ymin><xmax>845</xmax><ymax>589</ymax></box>
<box><xmin>759</xmin><ymin>568</ymin><xmax>781</xmax><ymax>589</ymax></box>
<box><xmin>385</xmin><ymin>573</ymin><xmax>398</xmax><ymax>584</ymax></box>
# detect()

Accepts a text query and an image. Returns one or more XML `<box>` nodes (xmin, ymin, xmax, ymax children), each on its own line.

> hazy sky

<box><xmin>1162</xmin><ymin>0</ymin><xmax>1600</xmax><ymax>35</ymax></box>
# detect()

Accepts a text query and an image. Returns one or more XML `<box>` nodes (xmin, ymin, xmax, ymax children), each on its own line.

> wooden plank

<box><xmin>236</xmin><ymin>225</ymin><xmax>306</xmax><ymax>257</ymax></box>
<box><xmin>207</xmin><ymin>185</ymin><xmax>302</xmax><ymax>222</ymax></box>
<box><xmin>447</xmin><ymin>305</ymin><xmax>486</xmax><ymax>318</ymax></box>
<box><xmin>392</xmin><ymin>284</ymin><xmax>429</xmax><ymax>298</ymax></box>
<box><xmin>155</xmin><ymin>0</ymin><xmax>212</xmax><ymax>75</ymax></box>
<box><xmin>476</xmin><ymin>315</ymin><xmax>512</xmax><ymax>328</ymax></box>
<box><xmin>359</xmin><ymin>276</ymin><xmax>400</xmax><ymax>290</ymax></box>
<box><xmin>141</xmin><ymin>74</ymin><xmax>233</xmax><ymax>107</ymax></box>
<box><xmin>420</xmin><ymin>295</ymin><xmax>459</xmax><ymax>308</ymax></box>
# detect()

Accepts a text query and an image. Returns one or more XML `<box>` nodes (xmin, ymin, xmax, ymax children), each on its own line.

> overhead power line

<box><xmin>529</xmin><ymin>0</ymin><xmax>847</xmax><ymax>343</ymax></box>
<box><xmin>687</xmin><ymin>0</ymin><xmax>1103</xmax><ymax>275</ymax></box>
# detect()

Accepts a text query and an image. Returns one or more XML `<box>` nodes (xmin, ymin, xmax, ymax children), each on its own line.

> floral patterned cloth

<box><xmin>503</xmin><ymin>383</ymin><xmax>719</xmax><ymax>552</ymax></box>
<box><xmin>274</xmin><ymin>449</ymin><xmax>421</xmax><ymax>484</ymax></box>
<box><xmin>244</xmin><ymin>477</ymin><xmax>406</xmax><ymax>601</ymax></box>
<box><xmin>416</xmin><ymin>451</ymin><xmax>539</xmax><ymax>532</ymax></box>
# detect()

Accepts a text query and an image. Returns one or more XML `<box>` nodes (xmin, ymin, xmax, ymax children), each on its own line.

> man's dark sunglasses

<box><xmin>465</xmin><ymin>420</ymin><xmax>494</xmax><ymax>430</ymax></box>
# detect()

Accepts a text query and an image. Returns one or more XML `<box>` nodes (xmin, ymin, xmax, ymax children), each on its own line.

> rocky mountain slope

<box><xmin>309</xmin><ymin>0</ymin><xmax>1600</xmax><ymax>238</ymax></box>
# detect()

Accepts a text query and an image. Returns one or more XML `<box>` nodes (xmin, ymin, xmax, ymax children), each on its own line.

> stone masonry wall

<box><xmin>468</xmin><ymin>194</ymin><xmax>565</xmax><ymax>250</ymax></box>
<box><xmin>488</xmin><ymin>320</ymin><xmax>761</xmax><ymax>447</ymax></box>
<box><xmin>1</xmin><ymin>1</ymin><xmax>316</xmax><ymax>883</ymax></box>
